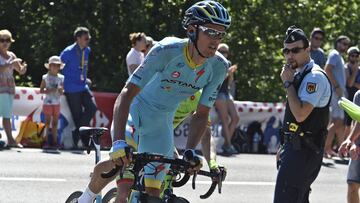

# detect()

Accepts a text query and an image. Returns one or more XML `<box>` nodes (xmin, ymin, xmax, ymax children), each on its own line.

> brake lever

<box><xmin>192</xmin><ymin>172</ymin><xmax>197</xmax><ymax>190</ymax></box>
<box><xmin>217</xmin><ymin>166</ymin><xmax>227</xmax><ymax>194</ymax></box>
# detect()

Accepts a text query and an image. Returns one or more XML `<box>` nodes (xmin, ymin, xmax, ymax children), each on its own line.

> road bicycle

<box><xmin>102</xmin><ymin>149</ymin><xmax>227</xmax><ymax>203</ymax></box>
<box><xmin>65</xmin><ymin>126</ymin><xmax>117</xmax><ymax>203</ymax></box>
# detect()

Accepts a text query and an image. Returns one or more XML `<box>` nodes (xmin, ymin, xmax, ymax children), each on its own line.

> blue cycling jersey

<box><xmin>129</xmin><ymin>37</ymin><xmax>229</xmax><ymax>112</ymax></box>
<box><xmin>125</xmin><ymin>37</ymin><xmax>228</xmax><ymax>189</ymax></box>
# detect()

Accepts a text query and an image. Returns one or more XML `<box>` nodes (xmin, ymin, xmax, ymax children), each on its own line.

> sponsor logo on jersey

<box><xmin>195</xmin><ymin>68</ymin><xmax>205</xmax><ymax>82</ymax></box>
<box><xmin>171</xmin><ymin>71</ymin><xmax>181</xmax><ymax>78</ymax></box>
<box><xmin>161</xmin><ymin>79</ymin><xmax>201</xmax><ymax>90</ymax></box>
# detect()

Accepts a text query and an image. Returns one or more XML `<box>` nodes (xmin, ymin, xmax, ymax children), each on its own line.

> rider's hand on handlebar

<box><xmin>183</xmin><ymin>149</ymin><xmax>203</xmax><ymax>175</ymax></box>
<box><xmin>109</xmin><ymin>140</ymin><xmax>131</xmax><ymax>166</ymax></box>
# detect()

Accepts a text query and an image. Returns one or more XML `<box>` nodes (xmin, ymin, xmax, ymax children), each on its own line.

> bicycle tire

<box><xmin>65</xmin><ymin>191</ymin><xmax>83</xmax><ymax>203</ymax></box>
<box><xmin>167</xmin><ymin>195</ymin><xmax>190</xmax><ymax>203</ymax></box>
<box><xmin>102</xmin><ymin>187</ymin><xmax>117</xmax><ymax>203</ymax></box>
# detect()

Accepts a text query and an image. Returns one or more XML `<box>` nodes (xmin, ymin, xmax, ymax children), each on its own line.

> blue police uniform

<box><xmin>274</xmin><ymin>60</ymin><xmax>331</xmax><ymax>203</ymax></box>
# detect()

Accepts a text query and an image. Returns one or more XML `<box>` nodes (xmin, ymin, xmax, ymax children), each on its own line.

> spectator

<box><xmin>0</xmin><ymin>29</ymin><xmax>27</xmax><ymax>148</ymax></box>
<box><xmin>125</xmin><ymin>32</ymin><xmax>146</xmax><ymax>76</ymax></box>
<box><xmin>60</xmin><ymin>27</ymin><xmax>97</xmax><ymax>148</ymax></box>
<box><xmin>310</xmin><ymin>27</ymin><xmax>327</xmax><ymax>69</ymax></box>
<box><xmin>143</xmin><ymin>36</ymin><xmax>157</xmax><ymax>56</ymax></box>
<box><xmin>216</xmin><ymin>43</ymin><xmax>240</xmax><ymax>155</ymax></box>
<box><xmin>339</xmin><ymin>90</ymin><xmax>360</xmax><ymax>203</ymax></box>
<box><xmin>40</xmin><ymin>56</ymin><xmax>65</xmax><ymax>149</ymax></box>
<box><xmin>324</xmin><ymin>35</ymin><xmax>350</xmax><ymax>158</ymax></box>
<box><xmin>344</xmin><ymin>47</ymin><xmax>360</xmax><ymax>137</ymax></box>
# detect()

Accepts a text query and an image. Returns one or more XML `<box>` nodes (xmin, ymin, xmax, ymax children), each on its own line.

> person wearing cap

<box><xmin>125</xmin><ymin>32</ymin><xmax>146</xmax><ymax>76</ymax></box>
<box><xmin>274</xmin><ymin>26</ymin><xmax>331</xmax><ymax>203</ymax></box>
<box><xmin>310</xmin><ymin>27</ymin><xmax>327</xmax><ymax>69</ymax></box>
<box><xmin>60</xmin><ymin>27</ymin><xmax>97</xmax><ymax>149</ymax></box>
<box><xmin>40</xmin><ymin>56</ymin><xmax>65</xmax><ymax>150</ymax></box>
<box><xmin>0</xmin><ymin>29</ymin><xmax>27</xmax><ymax>148</ymax></box>
<box><xmin>344</xmin><ymin>47</ymin><xmax>360</xmax><ymax>137</ymax></box>
<box><xmin>324</xmin><ymin>35</ymin><xmax>350</xmax><ymax>158</ymax></box>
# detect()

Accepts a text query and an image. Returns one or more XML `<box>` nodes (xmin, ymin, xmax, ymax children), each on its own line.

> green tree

<box><xmin>1</xmin><ymin>0</ymin><xmax>359</xmax><ymax>101</ymax></box>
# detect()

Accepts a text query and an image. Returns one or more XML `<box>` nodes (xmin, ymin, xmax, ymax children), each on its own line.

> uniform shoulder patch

<box><xmin>306</xmin><ymin>82</ymin><xmax>317</xmax><ymax>94</ymax></box>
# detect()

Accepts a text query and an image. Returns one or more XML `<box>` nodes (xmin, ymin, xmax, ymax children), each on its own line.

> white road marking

<box><xmin>187</xmin><ymin>181</ymin><xmax>275</xmax><ymax>186</ymax></box>
<box><xmin>0</xmin><ymin>177</ymin><xmax>66</xmax><ymax>182</ymax></box>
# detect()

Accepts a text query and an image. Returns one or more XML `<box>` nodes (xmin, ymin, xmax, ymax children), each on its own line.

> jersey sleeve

<box><xmin>199</xmin><ymin>58</ymin><xmax>228</xmax><ymax>108</ymax></box>
<box><xmin>128</xmin><ymin>44</ymin><xmax>167</xmax><ymax>89</ymax></box>
<box><xmin>60</xmin><ymin>49</ymin><xmax>70</xmax><ymax>64</ymax></box>
<box><xmin>326</xmin><ymin>51</ymin><xmax>338</xmax><ymax>66</ymax></box>
<box><xmin>298</xmin><ymin>71</ymin><xmax>330</xmax><ymax>107</ymax></box>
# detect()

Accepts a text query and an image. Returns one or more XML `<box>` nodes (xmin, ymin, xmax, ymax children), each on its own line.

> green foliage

<box><xmin>1</xmin><ymin>0</ymin><xmax>359</xmax><ymax>101</ymax></box>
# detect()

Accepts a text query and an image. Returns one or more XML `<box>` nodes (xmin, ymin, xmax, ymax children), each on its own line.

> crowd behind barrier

<box><xmin>0</xmin><ymin>86</ymin><xmax>285</xmax><ymax>152</ymax></box>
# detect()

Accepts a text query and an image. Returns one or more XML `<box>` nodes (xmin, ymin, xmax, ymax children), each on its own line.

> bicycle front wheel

<box><xmin>65</xmin><ymin>191</ymin><xmax>83</xmax><ymax>203</ymax></box>
<box><xmin>102</xmin><ymin>187</ymin><xmax>117</xmax><ymax>203</ymax></box>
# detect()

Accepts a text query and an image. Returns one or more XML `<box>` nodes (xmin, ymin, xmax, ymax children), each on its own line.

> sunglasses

<box><xmin>0</xmin><ymin>38</ymin><xmax>11</xmax><ymax>43</ymax></box>
<box><xmin>282</xmin><ymin>47</ymin><xmax>305</xmax><ymax>55</ymax></box>
<box><xmin>350</xmin><ymin>54</ymin><xmax>359</xmax><ymax>58</ymax></box>
<box><xmin>198</xmin><ymin>25</ymin><xmax>226</xmax><ymax>40</ymax></box>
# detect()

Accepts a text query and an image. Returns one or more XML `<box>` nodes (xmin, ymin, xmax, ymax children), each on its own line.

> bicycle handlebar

<box><xmin>101</xmin><ymin>151</ymin><xmax>226</xmax><ymax>199</ymax></box>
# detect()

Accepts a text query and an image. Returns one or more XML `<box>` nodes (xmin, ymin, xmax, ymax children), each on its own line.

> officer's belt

<box><xmin>283</xmin><ymin>122</ymin><xmax>322</xmax><ymax>154</ymax></box>
<box><xmin>283</xmin><ymin>132</ymin><xmax>321</xmax><ymax>154</ymax></box>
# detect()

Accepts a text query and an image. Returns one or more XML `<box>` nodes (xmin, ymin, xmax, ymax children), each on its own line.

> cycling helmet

<box><xmin>182</xmin><ymin>1</ymin><xmax>231</xmax><ymax>30</ymax></box>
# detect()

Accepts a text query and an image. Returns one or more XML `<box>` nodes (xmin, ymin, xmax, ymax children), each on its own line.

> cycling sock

<box><xmin>209</xmin><ymin>159</ymin><xmax>218</xmax><ymax>170</ymax></box>
<box><xmin>77</xmin><ymin>186</ymin><xmax>97</xmax><ymax>203</ymax></box>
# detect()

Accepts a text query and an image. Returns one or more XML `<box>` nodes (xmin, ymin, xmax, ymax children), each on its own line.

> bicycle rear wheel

<box><xmin>65</xmin><ymin>191</ymin><xmax>83</xmax><ymax>203</ymax></box>
<box><xmin>102</xmin><ymin>187</ymin><xmax>117</xmax><ymax>203</ymax></box>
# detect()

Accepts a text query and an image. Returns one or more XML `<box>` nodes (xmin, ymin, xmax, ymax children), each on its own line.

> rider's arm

<box><xmin>187</xmin><ymin>104</ymin><xmax>210</xmax><ymax>149</ymax></box>
<box><xmin>112</xmin><ymin>44</ymin><xmax>167</xmax><ymax>142</ymax></box>
<box><xmin>186</xmin><ymin>58</ymin><xmax>228</xmax><ymax>148</ymax></box>
<box><xmin>112</xmin><ymin>82</ymin><xmax>141</xmax><ymax>141</ymax></box>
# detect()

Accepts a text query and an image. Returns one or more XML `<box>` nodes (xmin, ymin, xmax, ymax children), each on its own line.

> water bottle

<box><xmin>253</xmin><ymin>132</ymin><xmax>260</xmax><ymax>153</ymax></box>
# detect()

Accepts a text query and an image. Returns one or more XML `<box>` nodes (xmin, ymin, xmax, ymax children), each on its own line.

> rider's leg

<box><xmin>78</xmin><ymin>160</ymin><xmax>116</xmax><ymax>203</ymax></box>
<box><xmin>115</xmin><ymin>167</ymin><xmax>135</xmax><ymax>203</ymax></box>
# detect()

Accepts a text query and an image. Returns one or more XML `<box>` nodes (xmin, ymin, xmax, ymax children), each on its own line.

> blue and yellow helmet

<box><xmin>182</xmin><ymin>1</ymin><xmax>231</xmax><ymax>30</ymax></box>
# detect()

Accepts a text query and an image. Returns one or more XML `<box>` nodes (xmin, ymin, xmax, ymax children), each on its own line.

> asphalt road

<box><xmin>0</xmin><ymin>148</ymin><xmax>349</xmax><ymax>203</ymax></box>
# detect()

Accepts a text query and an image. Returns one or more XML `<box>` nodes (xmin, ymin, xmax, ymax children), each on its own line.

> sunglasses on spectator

<box><xmin>198</xmin><ymin>25</ymin><xmax>226</xmax><ymax>40</ymax></box>
<box><xmin>282</xmin><ymin>47</ymin><xmax>305</xmax><ymax>55</ymax></box>
<box><xmin>350</xmin><ymin>54</ymin><xmax>359</xmax><ymax>58</ymax></box>
<box><xmin>0</xmin><ymin>38</ymin><xmax>11</xmax><ymax>43</ymax></box>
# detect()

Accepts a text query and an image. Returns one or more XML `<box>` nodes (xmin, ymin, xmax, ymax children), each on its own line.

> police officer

<box><xmin>274</xmin><ymin>26</ymin><xmax>331</xmax><ymax>203</ymax></box>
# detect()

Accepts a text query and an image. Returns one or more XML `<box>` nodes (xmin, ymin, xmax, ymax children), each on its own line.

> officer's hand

<box><xmin>338</xmin><ymin>138</ymin><xmax>353</xmax><ymax>157</ymax></box>
<box><xmin>349</xmin><ymin>144</ymin><xmax>360</xmax><ymax>160</ymax></box>
<box><xmin>335</xmin><ymin>87</ymin><xmax>344</xmax><ymax>98</ymax></box>
<box><xmin>280</xmin><ymin>64</ymin><xmax>296</xmax><ymax>83</ymax></box>
<box><xmin>183</xmin><ymin>149</ymin><xmax>203</xmax><ymax>175</ymax></box>
<box><xmin>109</xmin><ymin>140</ymin><xmax>131</xmax><ymax>166</ymax></box>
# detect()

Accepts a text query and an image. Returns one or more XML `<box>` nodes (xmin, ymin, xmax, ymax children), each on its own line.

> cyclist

<box><xmin>77</xmin><ymin>91</ymin><xmax>222</xmax><ymax>203</ymax></box>
<box><xmin>78</xmin><ymin>1</ymin><xmax>231</xmax><ymax>202</ymax></box>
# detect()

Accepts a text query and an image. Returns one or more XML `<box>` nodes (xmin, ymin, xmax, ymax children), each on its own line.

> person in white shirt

<box><xmin>125</xmin><ymin>32</ymin><xmax>147</xmax><ymax>76</ymax></box>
